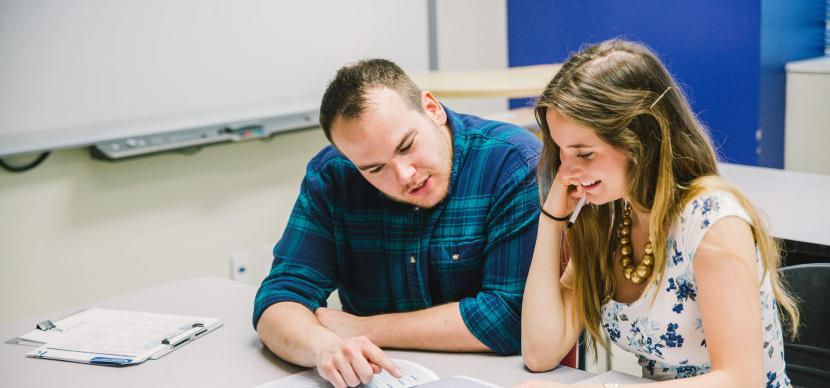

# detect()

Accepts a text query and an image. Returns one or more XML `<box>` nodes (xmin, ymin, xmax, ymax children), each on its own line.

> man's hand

<box><xmin>313</xmin><ymin>335</ymin><xmax>401</xmax><ymax>388</ymax></box>
<box><xmin>316</xmin><ymin>307</ymin><xmax>369</xmax><ymax>339</ymax></box>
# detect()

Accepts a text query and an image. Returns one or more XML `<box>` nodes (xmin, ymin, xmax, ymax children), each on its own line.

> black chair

<box><xmin>780</xmin><ymin>263</ymin><xmax>830</xmax><ymax>388</ymax></box>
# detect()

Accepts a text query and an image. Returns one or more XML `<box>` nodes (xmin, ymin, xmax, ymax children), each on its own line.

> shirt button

<box><xmin>409</xmin><ymin>256</ymin><xmax>416</xmax><ymax>264</ymax></box>
<box><xmin>452</xmin><ymin>253</ymin><xmax>460</xmax><ymax>261</ymax></box>
<box><xmin>413</xmin><ymin>207</ymin><xmax>420</xmax><ymax>212</ymax></box>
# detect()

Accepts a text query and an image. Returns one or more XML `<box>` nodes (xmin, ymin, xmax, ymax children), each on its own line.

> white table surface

<box><xmin>720</xmin><ymin>163</ymin><xmax>830</xmax><ymax>247</ymax></box>
<box><xmin>411</xmin><ymin>65</ymin><xmax>561</xmax><ymax>99</ymax></box>
<box><xmin>1</xmin><ymin>277</ymin><xmax>593</xmax><ymax>388</ymax></box>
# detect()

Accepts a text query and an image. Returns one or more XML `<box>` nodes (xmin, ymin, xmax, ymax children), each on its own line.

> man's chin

<box><xmin>399</xmin><ymin>184</ymin><xmax>449</xmax><ymax>209</ymax></box>
<box><xmin>399</xmin><ymin>195</ymin><xmax>439</xmax><ymax>209</ymax></box>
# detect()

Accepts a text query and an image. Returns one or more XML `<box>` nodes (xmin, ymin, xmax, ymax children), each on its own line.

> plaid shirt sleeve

<box><xmin>252</xmin><ymin>162</ymin><xmax>339</xmax><ymax>329</ymax></box>
<box><xmin>458</xmin><ymin>152</ymin><xmax>540</xmax><ymax>355</ymax></box>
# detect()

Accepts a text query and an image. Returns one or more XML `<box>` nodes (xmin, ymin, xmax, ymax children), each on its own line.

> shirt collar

<box><xmin>443</xmin><ymin>103</ymin><xmax>468</xmax><ymax>201</ymax></box>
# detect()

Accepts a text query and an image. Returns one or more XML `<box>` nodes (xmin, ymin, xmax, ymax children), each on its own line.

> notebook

<box><xmin>17</xmin><ymin>308</ymin><xmax>222</xmax><ymax>366</ymax></box>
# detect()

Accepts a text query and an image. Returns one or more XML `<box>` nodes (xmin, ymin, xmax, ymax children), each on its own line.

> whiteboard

<box><xmin>0</xmin><ymin>0</ymin><xmax>429</xmax><ymax>156</ymax></box>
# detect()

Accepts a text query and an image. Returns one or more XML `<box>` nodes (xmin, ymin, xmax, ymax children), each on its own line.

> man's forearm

<box><xmin>363</xmin><ymin>302</ymin><xmax>490</xmax><ymax>352</ymax></box>
<box><xmin>256</xmin><ymin>302</ymin><xmax>341</xmax><ymax>367</ymax></box>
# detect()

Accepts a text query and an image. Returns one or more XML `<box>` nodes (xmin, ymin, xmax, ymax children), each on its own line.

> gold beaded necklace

<box><xmin>618</xmin><ymin>202</ymin><xmax>654</xmax><ymax>285</ymax></box>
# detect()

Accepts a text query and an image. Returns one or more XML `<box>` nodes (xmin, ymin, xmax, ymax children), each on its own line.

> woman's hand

<box><xmin>542</xmin><ymin>167</ymin><xmax>584</xmax><ymax>220</ymax></box>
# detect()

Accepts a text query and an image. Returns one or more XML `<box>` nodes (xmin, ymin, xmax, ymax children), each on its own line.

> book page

<box><xmin>576</xmin><ymin>370</ymin><xmax>653</xmax><ymax>384</ymax></box>
<box><xmin>254</xmin><ymin>359</ymin><xmax>440</xmax><ymax>388</ymax></box>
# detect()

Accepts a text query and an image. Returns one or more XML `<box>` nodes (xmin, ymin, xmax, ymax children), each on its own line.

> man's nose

<box><xmin>393</xmin><ymin>158</ymin><xmax>416</xmax><ymax>186</ymax></box>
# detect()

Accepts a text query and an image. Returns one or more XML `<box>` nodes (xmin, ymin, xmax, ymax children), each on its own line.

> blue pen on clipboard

<box><xmin>32</xmin><ymin>349</ymin><xmax>133</xmax><ymax>366</ymax></box>
<box><xmin>90</xmin><ymin>356</ymin><xmax>134</xmax><ymax>365</ymax></box>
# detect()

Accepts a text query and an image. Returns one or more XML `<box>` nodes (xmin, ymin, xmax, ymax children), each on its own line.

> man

<box><xmin>254</xmin><ymin>59</ymin><xmax>541</xmax><ymax>388</ymax></box>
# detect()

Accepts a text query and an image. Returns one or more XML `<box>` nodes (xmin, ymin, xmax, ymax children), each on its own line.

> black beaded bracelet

<box><xmin>540</xmin><ymin>207</ymin><xmax>571</xmax><ymax>222</ymax></box>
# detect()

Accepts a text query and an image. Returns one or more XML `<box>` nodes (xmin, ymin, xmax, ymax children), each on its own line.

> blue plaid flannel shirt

<box><xmin>253</xmin><ymin>107</ymin><xmax>541</xmax><ymax>355</ymax></box>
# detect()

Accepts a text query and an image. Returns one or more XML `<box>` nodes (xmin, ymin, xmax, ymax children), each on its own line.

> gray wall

<box><xmin>0</xmin><ymin>130</ymin><xmax>328</xmax><ymax>321</ymax></box>
<box><xmin>0</xmin><ymin>0</ymin><xmax>508</xmax><ymax>322</ymax></box>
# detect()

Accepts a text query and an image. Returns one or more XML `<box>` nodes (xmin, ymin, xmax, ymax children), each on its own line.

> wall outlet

<box><xmin>231</xmin><ymin>250</ymin><xmax>254</xmax><ymax>283</ymax></box>
<box><xmin>231</xmin><ymin>243</ymin><xmax>276</xmax><ymax>284</ymax></box>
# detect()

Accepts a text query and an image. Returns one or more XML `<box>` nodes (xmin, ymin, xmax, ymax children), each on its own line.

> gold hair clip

<box><xmin>648</xmin><ymin>86</ymin><xmax>672</xmax><ymax>110</ymax></box>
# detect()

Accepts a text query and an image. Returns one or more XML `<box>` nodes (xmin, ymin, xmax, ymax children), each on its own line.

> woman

<box><xmin>519</xmin><ymin>40</ymin><xmax>798</xmax><ymax>388</ymax></box>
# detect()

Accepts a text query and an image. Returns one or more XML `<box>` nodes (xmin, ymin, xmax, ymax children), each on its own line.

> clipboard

<box><xmin>15</xmin><ymin>308</ymin><xmax>222</xmax><ymax>366</ymax></box>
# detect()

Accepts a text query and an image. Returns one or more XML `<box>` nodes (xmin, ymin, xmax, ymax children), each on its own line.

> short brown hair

<box><xmin>319</xmin><ymin>59</ymin><xmax>423</xmax><ymax>142</ymax></box>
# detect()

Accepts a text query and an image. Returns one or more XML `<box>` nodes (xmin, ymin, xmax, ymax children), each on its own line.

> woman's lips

<box><xmin>581</xmin><ymin>180</ymin><xmax>601</xmax><ymax>191</ymax></box>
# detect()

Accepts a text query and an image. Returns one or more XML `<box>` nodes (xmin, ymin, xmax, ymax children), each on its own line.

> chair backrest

<box><xmin>779</xmin><ymin>263</ymin><xmax>830</xmax><ymax>387</ymax></box>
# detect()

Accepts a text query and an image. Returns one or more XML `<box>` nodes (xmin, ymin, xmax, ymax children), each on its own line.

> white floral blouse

<box><xmin>600</xmin><ymin>191</ymin><xmax>789</xmax><ymax>387</ymax></box>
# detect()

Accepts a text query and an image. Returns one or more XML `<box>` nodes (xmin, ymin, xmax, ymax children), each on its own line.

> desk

<box><xmin>411</xmin><ymin>64</ymin><xmax>560</xmax><ymax>131</ymax></box>
<box><xmin>1</xmin><ymin>277</ymin><xmax>591</xmax><ymax>388</ymax></box>
<box><xmin>720</xmin><ymin>163</ymin><xmax>830</xmax><ymax>248</ymax></box>
<box><xmin>411</xmin><ymin>64</ymin><xmax>561</xmax><ymax>99</ymax></box>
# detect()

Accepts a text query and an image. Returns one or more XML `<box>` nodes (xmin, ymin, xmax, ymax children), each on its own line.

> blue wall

<box><xmin>508</xmin><ymin>1</ymin><xmax>761</xmax><ymax>165</ymax></box>
<box><xmin>507</xmin><ymin>0</ymin><xmax>827</xmax><ymax>167</ymax></box>
<box><xmin>759</xmin><ymin>0</ymin><xmax>827</xmax><ymax>168</ymax></box>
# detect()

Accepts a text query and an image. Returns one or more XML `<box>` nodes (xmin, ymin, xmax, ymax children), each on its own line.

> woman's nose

<box><xmin>560</xmin><ymin>159</ymin><xmax>584</xmax><ymax>181</ymax></box>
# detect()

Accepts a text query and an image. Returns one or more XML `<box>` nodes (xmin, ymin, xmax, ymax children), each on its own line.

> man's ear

<box><xmin>421</xmin><ymin>90</ymin><xmax>447</xmax><ymax>126</ymax></box>
<box><xmin>327</xmin><ymin>116</ymin><xmax>343</xmax><ymax>150</ymax></box>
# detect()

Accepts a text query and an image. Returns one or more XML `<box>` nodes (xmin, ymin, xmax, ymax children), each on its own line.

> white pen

<box><xmin>567</xmin><ymin>195</ymin><xmax>587</xmax><ymax>229</ymax></box>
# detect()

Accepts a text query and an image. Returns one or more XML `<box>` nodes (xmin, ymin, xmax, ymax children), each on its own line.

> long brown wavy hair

<box><xmin>535</xmin><ymin>39</ymin><xmax>799</xmax><ymax>357</ymax></box>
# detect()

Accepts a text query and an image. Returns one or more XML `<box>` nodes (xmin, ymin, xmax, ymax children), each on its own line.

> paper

<box><xmin>255</xmin><ymin>359</ymin><xmax>650</xmax><ymax>388</ymax></box>
<box><xmin>254</xmin><ymin>359</ymin><xmax>440</xmax><ymax>388</ymax></box>
<box><xmin>20</xmin><ymin>308</ymin><xmax>222</xmax><ymax>365</ymax></box>
<box><xmin>575</xmin><ymin>370</ymin><xmax>653</xmax><ymax>384</ymax></box>
<box><xmin>254</xmin><ymin>359</ymin><xmax>505</xmax><ymax>388</ymax></box>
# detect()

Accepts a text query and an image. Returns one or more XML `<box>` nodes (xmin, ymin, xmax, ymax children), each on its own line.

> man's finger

<box><xmin>369</xmin><ymin>361</ymin><xmax>382</xmax><ymax>374</ymax></box>
<box><xmin>363</xmin><ymin>345</ymin><xmax>401</xmax><ymax>378</ymax></box>
<box><xmin>333</xmin><ymin>355</ymin><xmax>361</xmax><ymax>387</ymax></box>
<box><xmin>318</xmin><ymin>365</ymin><xmax>347</xmax><ymax>388</ymax></box>
<box><xmin>349</xmin><ymin>354</ymin><xmax>376</xmax><ymax>385</ymax></box>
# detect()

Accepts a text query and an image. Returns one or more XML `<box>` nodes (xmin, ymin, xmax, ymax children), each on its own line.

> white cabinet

<box><xmin>785</xmin><ymin>56</ymin><xmax>830</xmax><ymax>174</ymax></box>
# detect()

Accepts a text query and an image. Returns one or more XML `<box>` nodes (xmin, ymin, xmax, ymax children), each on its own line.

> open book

<box><xmin>576</xmin><ymin>370</ymin><xmax>653</xmax><ymax>385</ymax></box>
<box><xmin>255</xmin><ymin>359</ymin><xmax>652</xmax><ymax>387</ymax></box>
<box><xmin>255</xmin><ymin>359</ymin><xmax>500</xmax><ymax>388</ymax></box>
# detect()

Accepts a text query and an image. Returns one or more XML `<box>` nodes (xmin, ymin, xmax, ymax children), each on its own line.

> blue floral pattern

<box><xmin>667</xmin><ymin>238</ymin><xmax>683</xmax><ymax>267</ymax></box>
<box><xmin>665</xmin><ymin>267</ymin><xmax>697</xmax><ymax>314</ymax></box>
<box><xmin>690</xmin><ymin>196</ymin><xmax>720</xmax><ymax>229</ymax></box>
<box><xmin>602</xmin><ymin>302</ymin><xmax>623</xmax><ymax>343</ymax></box>
<box><xmin>601</xmin><ymin>192</ymin><xmax>790</xmax><ymax>385</ymax></box>
<box><xmin>626</xmin><ymin>317</ymin><xmax>667</xmax><ymax>358</ymax></box>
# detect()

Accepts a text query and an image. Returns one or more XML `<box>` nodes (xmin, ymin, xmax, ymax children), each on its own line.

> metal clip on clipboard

<box><xmin>150</xmin><ymin>322</ymin><xmax>209</xmax><ymax>360</ymax></box>
<box><xmin>161</xmin><ymin>323</ymin><xmax>208</xmax><ymax>347</ymax></box>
